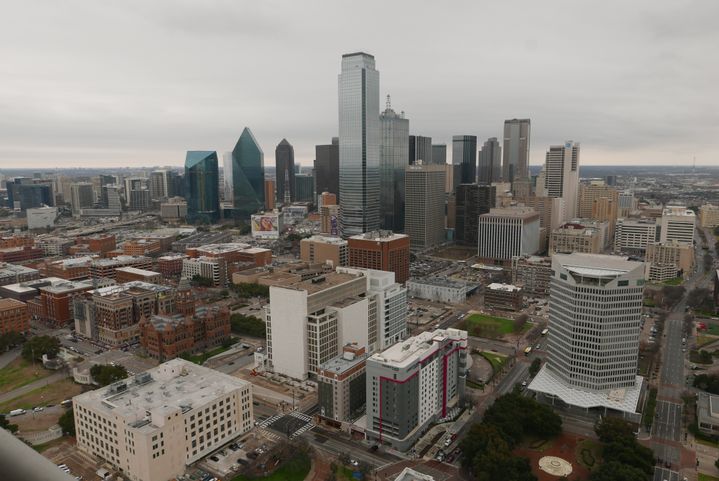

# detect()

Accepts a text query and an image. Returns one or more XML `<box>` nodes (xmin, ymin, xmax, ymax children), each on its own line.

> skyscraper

<box><xmin>339</xmin><ymin>52</ymin><xmax>380</xmax><ymax>236</ymax></box>
<box><xmin>230</xmin><ymin>127</ymin><xmax>265</xmax><ymax>219</ymax></box>
<box><xmin>408</xmin><ymin>135</ymin><xmax>432</xmax><ymax>165</ymax></box>
<box><xmin>432</xmin><ymin>144</ymin><xmax>447</xmax><ymax>165</ymax></box>
<box><xmin>380</xmin><ymin>97</ymin><xmax>409</xmax><ymax>232</ymax></box>
<box><xmin>315</xmin><ymin>138</ymin><xmax>340</xmax><ymax>201</ymax></box>
<box><xmin>455</xmin><ymin>184</ymin><xmax>496</xmax><ymax>246</ymax></box>
<box><xmin>452</xmin><ymin>135</ymin><xmax>477</xmax><ymax>184</ymax></box>
<box><xmin>275</xmin><ymin>139</ymin><xmax>295</xmax><ymax>205</ymax></box>
<box><xmin>529</xmin><ymin>253</ymin><xmax>645</xmax><ymax>417</ymax></box>
<box><xmin>294</xmin><ymin>174</ymin><xmax>315</xmax><ymax>203</ymax></box>
<box><xmin>404</xmin><ymin>164</ymin><xmax>446</xmax><ymax>250</ymax></box>
<box><xmin>70</xmin><ymin>182</ymin><xmax>94</xmax><ymax>214</ymax></box>
<box><xmin>502</xmin><ymin>118</ymin><xmax>531</xmax><ymax>183</ymax></box>
<box><xmin>184</xmin><ymin>151</ymin><xmax>220</xmax><ymax>224</ymax></box>
<box><xmin>544</xmin><ymin>141</ymin><xmax>580</xmax><ymax>221</ymax></box>
<box><xmin>478</xmin><ymin>137</ymin><xmax>501</xmax><ymax>184</ymax></box>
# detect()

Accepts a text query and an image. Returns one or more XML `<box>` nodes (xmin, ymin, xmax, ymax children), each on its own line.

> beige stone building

<box><xmin>646</xmin><ymin>241</ymin><xmax>695</xmax><ymax>281</ymax></box>
<box><xmin>300</xmin><ymin>235</ymin><xmax>348</xmax><ymax>267</ymax></box>
<box><xmin>549</xmin><ymin>221</ymin><xmax>607</xmax><ymax>255</ymax></box>
<box><xmin>74</xmin><ymin>359</ymin><xmax>253</xmax><ymax>481</ymax></box>
<box><xmin>699</xmin><ymin>204</ymin><xmax>719</xmax><ymax>228</ymax></box>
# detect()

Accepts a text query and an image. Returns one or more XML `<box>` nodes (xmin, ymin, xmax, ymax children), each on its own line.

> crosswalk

<box><xmin>289</xmin><ymin>411</ymin><xmax>315</xmax><ymax>439</ymax></box>
<box><xmin>256</xmin><ymin>411</ymin><xmax>315</xmax><ymax>440</ymax></box>
<box><xmin>258</xmin><ymin>414</ymin><xmax>282</xmax><ymax>428</ymax></box>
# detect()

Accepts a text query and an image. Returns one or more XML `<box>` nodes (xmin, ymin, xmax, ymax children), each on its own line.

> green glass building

<box><xmin>185</xmin><ymin>151</ymin><xmax>220</xmax><ymax>224</ymax></box>
<box><xmin>230</xmin><ymin>127</ymin><xmax>265</xmax><ymax>219</ymax></box>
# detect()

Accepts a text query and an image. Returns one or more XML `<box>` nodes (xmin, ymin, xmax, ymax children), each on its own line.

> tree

<box><xmin>0</xmin><ymin>332</ymin><xmax>25</xmax><ymax>351</ymax></box>
<box><xmin>191</xmin><ymin>275</ymin><xmax>214</xmax><ymax>287</ymax></box>
<box><xmin>694</xmin><ymin>374</ymin><xmax>719</xmax><ymax>394</ymax></box>
<box><xmin>230</xmin><ymin>314</ymin><xmax>266</xmax><ymax>338</ymax></box>
<box><xmin>90</xmin><ymin>364</ymin><xmax>128</xmax><ymax>387</ymax></box>
<box><xmin>593</xmin><ymin>417</ymin><xmax>653</xmax><ymax>478</ymax></box>
<box><xmin>660</xmin><ymin>285</ymin><xmax>685</xmax><ymax>308</ymax></box>
<box><xmin>58</xmin><ymin>408</ymin><xmax>75</xmax><ymax>436</ymax></box>
<box><xmin>590</xmin><ymin>461</ymin><xmax>651</xmax><ymax>481</ymax></box>
<box><xmin>231</xmin><ymin>283</ymin><xmax>270</xmax><ymax>299</ymax></box>
<box><xmin>513</xmin><ymin>314</ymin><xmax>529</xmax><ymax>333</ymax></box>
<box><xmin>687</xmin><ymin>288</ymin><xmax>711</xmax><ymax>310</ymax></box>
<box><xmin>0</xmin><ymin>414</ymin><xmax>18</xmax><ymax>433</ymax></box>
<box><xmin>22</xmin><ymin>336</ymin><xmax>60</xmax><ymax>362</ymax></box>
<box><xmin>529</xmin><ymin>358</ymin><xmax>542</xmax><ymax>377</ymax></box>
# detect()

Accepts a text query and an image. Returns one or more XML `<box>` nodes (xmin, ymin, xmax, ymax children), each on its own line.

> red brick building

<box><xmin>0</xmin><ymin>246</ymin><xmax>45</xmax><ymax>263</ymax></box>
<box><xmin>0</xmin><ymin>298</ymin><xmax>30</xmax><ymax>335</ymax></box>
<box><xmin>76</xmin><ymin>234</ymin><xmax>116</xmax><ymax>254</ymax></box>
<box><xmin>0</xmin><ymin>236</ymin><xmax>35</xmax><ymax>249</ymax></box>
<box><xmin>157</xmin><ymin>254</ymin><xmax>186</xmax><ymax>277</ymax></box>
<box><xmin>38</xmin><ymin>280</ymin><xmax>93</xmax><ymax>326</ymax></box>
<box><xmin>139</xmin><ymin>306</ymin><xmax>230</xmax><ymax>361</ymax></box>
<box><xmin>348</xmin><ymin>231</ymin><xmax>410</xmax><ymax>284</ymax></box>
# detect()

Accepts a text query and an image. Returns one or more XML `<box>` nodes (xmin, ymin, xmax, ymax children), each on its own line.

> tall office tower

<box><xmin>618</xmin><ymin>192</ymin><xmax>636</xmax><ymax>218</ymax></box>
<box><xmin>294</xmin><ymin>174</ymin><xmax>315</xmax><ymax>203</ymax></box>
<box><xmin>578</xmin><ymin>182</ymin><xmax>618</xmax><ymax>218</ymax></box>
<box><xmin>477</xmin><ymin>207</ymin><xmax>540</xmax><ymax>261</ymax></box>
<box><xmin>452</xmin><ymin>135</ymin><xmax>477</xmax><ymax>184</ymax></box>
<box><xmin>379</xmin><ymin>97</ymin><xmax>409</xmax><ymax>232</ymax></box>
<box><xmin>432</xmin><ymin>144</ymin><xmax>447</xmax><ymax>165</ymax></box>
<box><xmin>339</xmin><ymin>52</ymin><xmax>380</xmax><ymax>236</ymax></box>
<box><xmin>502</xmin><ymin>118</ymin><xmax>531</xmax><ymax>183</ymax></box>
<box><xmin>265</xmin><ymin>269</ymin><xmax>376</xmax><ymax>379</ymax></box>
<box><xmin>544</xmin><ymin>141</ymin><xmax>580</xmax><ymax>221</ymax></box>
<box><xmin>455</xmin><ymin>184</ymin><xmax>496</xmax><ymax>246</ymax></box>
<box><xmin>660</xmin><ymin>206</ymin><xmax>696</xmax><ymax>245</ymax></box>
<box><xmin>102</xmin><ymin>185</ymin><xmax>121</xmax><ymax>212</ymax></box>
<box><xmin>348</xmin><ymin>231</ymin><xmax>410</xmax><ymax>284</ymax></box>
<box><xmin>339</xmin><ymin>267</ymin><xmax>408</xmax><ymax>349</ymax></box>
<box><xmin>230</xmin><ymin>127</ymin><xmax>265</xmax><ymax>219</ymax></box>
<box><xmin>70</xmin><ymin>182</ymin><xmax>94</xmax><ymax>214</ymax></box>
<box><xmin>263</xmin><ymin>179</ymin><xmax>276</xmax><ymax>210</ymax></box>
<box><xmin>365</xmin><ymin>328</ymin><xmax>467</xmax><ymax>451</ymax></box>
<box><xmin>408</xmin><ymin>135</ymin><xmax>432</xmax><ymax>165</ymax></box>
<box><xmin>614</xmin><ymin>218</ymin><xmax>659</xmax><ymax>254</ymax></box>
<box><xmin>222</xmin><ymin>152</ymin><xmax>233</xmax><ymax>201</ymax></box>
<box><xmin>7</xmin><ymin>180</ymin><xmax>53</xmax><ymax>210</ymax></box>
<box><xmin>275</xmin><ymin>139</ymin><xmax>295</xmax><ymax>204</ymax></box>
<box><xmin>129</xmin><ymin>188</ymin><xmax>150</xmax><ymax>212</ymax></box>
<box><xmin>478</xmin><ymin>137</ymin><xmax>502</xmax><ymax>184</ymax></box>
<box><xmin>149</xmin><ymin>170</ymin><xmax>168</xmax><ymax>200</ymax></box>
<box><xmin>404</xmin><ymin>164</ymin><xmax>446</xmax><ymax>250</ymax></box>
<box><xmin>184</xmin><ymin>151</ymin><xmax>220</xmax><ymax>224</ymax></box>
<box><xmin>315</xmin><ymin>137</ymin><xmax>340</xmax><ymax>201</ymax></box>
<box><xmin>529</xmin><ymin>253</ymin><xmax>645</xmax><ymax>417</ymax></box>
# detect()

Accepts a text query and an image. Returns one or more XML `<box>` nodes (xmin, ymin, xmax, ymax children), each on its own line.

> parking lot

<box><xmin>44</xmin><ymin>439</ymin><xmax>105</xmax><ymax>481</ymax></box>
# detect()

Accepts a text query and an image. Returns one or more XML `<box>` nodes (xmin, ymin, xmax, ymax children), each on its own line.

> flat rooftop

<box><xmin>408</xmin><ymin>277</ymin><xmax>467</xmax><ymax>289</ymax></box>
<box><xmin>555</xmin><ymin>252</ymin><xmax>643</xmax><ymax>276</ymax></box>
<box><xmin>318</xmin><ymin>350</ymin><xmax>367</xmax><ymax>375</ymax></box>
<box><xmin>304</xmin><ymin>235</ymin><xmax>347</xmax><ymax>246</ymax></box>
<box><xmin>90</xmin><ymin>280</ymin><xmax>171</xmax><ymax>297</ymax></box>
<box><xmin>115</xmin><ymin>266</ymin><xmax>161</xmax><ymax>276</ymax></box>
<box><xmin>270</xmin><ymin>271</ymin><xmax>362</xmax><ymax>294</ymax></box>
<box><xmin>483</xmin><ymin>207</ymin><xmax>539</xmax><ymax>219</ymax></box>
<box><xmin>39</xmin><ymin>280</ymin><xmax>93</xmax><ymax>294</ymax></box>
<box><xmin>0</xmin><ymin>263</ymin><xmax>39</xmax><ymax>275</ymax></box>
<box><xmin>196</xmin><ymin>243</ymin><xmax>251</xmax><ymax>254</ymax></box>
<box><xmin>349</xmin><ymin>231</ymin><xmax>408</xmax><ymax>242</ymax></box>
<box><xmin>369</xmin><ymin>328</ymin><xmax>467</xmax><ymax>369</ymax></box>
<box><xmin>487</xmin><ymin>283</ymin><xmax>521</xmax><ymax>292</ymax></box>
<box><xmin>75</xmin><ymin>358</ymin><xmax>250</xmax><ymax>426</ymax></box>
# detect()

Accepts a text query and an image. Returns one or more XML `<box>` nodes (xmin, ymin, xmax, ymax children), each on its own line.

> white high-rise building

<box><xmin>529</xmin><ymin>253</ymin><xmax>646</xmax><ymax>417</ymax></box>
<box><xmin>477</xmin><ymin>207</ymin><xmax>540</xmax><ymax>261</ymax></box>
<box><xmin>338</xmin><ymin>267</ymin><xmax>408</xmax><ymax>349</ymax></box>
<box><xmin>614</xmin><ymin>218</ymin><xmax>658</xmax><ymax>253</ymax></box>
<box><xmin>265</xmin><ymin>270</ymin><xmax>378</xmax><ymax>380</ymax></box>
<box><xmin>659</xmin><ymin>205</ymin><xmax>696</xmax><ymax>245</ymax></box>
<box><xmin>73</xmin><ymin>359</ymin><xmax>253</xmax><ymax>481</ymax></box>
<box><xmin>339</xmin><ymin>52</ymin><xmax>380</xmax><ymax>236</ymax></box>
<box><xmin>544</xmin><ymin>141</ymin><xmax>580</xmax><ymax>221</ymax></box>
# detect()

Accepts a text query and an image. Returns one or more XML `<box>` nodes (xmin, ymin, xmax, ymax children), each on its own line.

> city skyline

<box><xmin>2</xmin><ymin>1</ymin><xmax>717</xmax><ymax>169</ymax></box>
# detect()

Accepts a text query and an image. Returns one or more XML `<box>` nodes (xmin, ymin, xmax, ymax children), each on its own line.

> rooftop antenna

<box><xmin>693</xmin><ymin>155</ymin><xmax>696</xmax><ymax>173</ymax></box>
<box><xmin>386</xmin><ymin>94</ymin><xmax>391</xmax><ymax>110</ymax></box>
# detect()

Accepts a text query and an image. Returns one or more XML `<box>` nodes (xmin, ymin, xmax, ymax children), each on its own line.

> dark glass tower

<box><xmin>275</xmin><ymin>139</ymin><xmax>295</xmax><ymax>204</ymax></box>
<box><xmin>185</xmin><ymin>151</ymin><xmax>220</xmax><ymax>224</ymax></box>
<box><xmin>478</xmin><ymin>137</ymin><xmax>502</xmax><ymax>184</ymax></box>
<box><xmin>314</xmin><ymin>138</ymin><xmax>340</xmax><ymax>200</ymax></box>
<box><xmin>455</xmin><ymin>183</ymin><xmax>496</xmax><ymax>246</ymax></box>
<box><xmin>452</xmin><ymin>135</ymin><xmax>477</xmax><ymax>184</ymax></box>
<box><xmin>231</xmin><ymin>127</ymin><xmax>265</xmax><ymax>219</ymax></box>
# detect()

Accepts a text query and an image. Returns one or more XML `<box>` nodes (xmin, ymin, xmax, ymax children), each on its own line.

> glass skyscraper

<box><xmin>231</xmin><ymin>127</ymin><xmax>265</xmax><ymax>219</ymax></box>
<box><xmin>314</xmin><ymin>138</ymin><xmax>339</xmax><ymax>200</ymax></box>
<box><xmin>452</xmin><ymin>135</ymin><xmax>477</xmax><ymax>184</ymax></box>
<box><xmin>338</xmin><ymin>52</ymin><xmax>380</xmax><ymax>236</ymax></box>
<box><xmin>275</xmin><ymin>138</ymin><xmax>295</xmax><ymax>205</ymax></box>
<box><xmin>380</xmin><ymin>97</ymin><xmax>409</xmax><ymax>232</ymax></box>
<box><xmin>478</xmin><ymin>137</ymin><xmax>502</xmax><ymax>184</ymax></box>
<box><xmin>185</xmin><ymin>151</ymin><xmax>220</xmax><ymax>224</ymax></box>
<box><xmin>502</xmin><ymin>118</ymin><xmax>531</xmax><ymax>183</ymax></box>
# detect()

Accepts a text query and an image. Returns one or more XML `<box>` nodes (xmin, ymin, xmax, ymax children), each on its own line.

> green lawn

<box><xmin>699</xmin><ymin>474</ymin><xmax>719</xmax><ymax>481</ymax></box>
<box><xmin>642</xmin><ymin>387</ymin><xmax>657</xmax><ymax>429</ymax></box>
<box><xmin>643</xmin><ymin>297</ymin><xmax>656</xmax><ymax>307</ymax></box>
<box><xmin>480</xmin><ymin>351</ymin><xmax>508</xmax><ymax>373</ymax></box>
<box><xmin>707</xmin><ymin>324</ymin><xmax>719</xmax><ymax>336</ymax></box>
<box><xmin>0</xmin><ymin>358</ymin><xmax>53</xmax><ymax>395</ymax></box>
<box><xmin>575</xmin><ymin>439</ymin><xmax>602</xmax><ymax>471</ymax></box>
<box><xmin>231</xmin><ymin>452</ymin><xmax>310</xmax><ymax>481</ymax></box>
<box><xmin>698</xmin><ymin>335</ymin><xmax>719</xmax><ymax>348</ymax></box>
<box><xmin>463</xmin><ymin>313</ymin><xmax>526</xmax><ymax>338</ymax></box>
<box><xmin>662</xmin><ymin>277</ymin><xmax>683</xmax><ymax>286</ymax></box>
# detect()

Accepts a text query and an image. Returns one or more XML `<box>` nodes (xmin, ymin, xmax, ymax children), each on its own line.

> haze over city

<box><xmin>2</xmin><ymin>0</ymin><xmax>718</xmax><ymax>168</ymax></box>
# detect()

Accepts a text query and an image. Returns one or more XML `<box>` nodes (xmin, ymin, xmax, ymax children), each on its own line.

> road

<box><xmin>307</xmin><ymin>428</ymin><xmax>400</xmax><ymax>469</ymax></box>
<box><xmin>0</xmin><ymin>370</ymin><xmax>68</xmax><ymax>405</ymax></box>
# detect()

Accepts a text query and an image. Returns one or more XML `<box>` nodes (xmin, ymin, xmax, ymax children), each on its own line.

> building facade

<box><xmin>544</xmin><ymin>141</ymin><xmax>580</xmax><ymax>221</ymax></box>
<box><xmin>0</xmin><ymin>298</ymin><xmax>30</xmax><ymax>335</ymax></box>
<box><xmin>230</xmin><ymin>127</ymin><xmax>265</xmax><ymax>219</ymax></box>
<box><xmin>477</xmin><ymin>208</ymin><xmax>540</xmax><ymax>262</ymax></box>
<box><xmin>455</xmin><ymin>184</ymin><xmax>496</xmax><ymax>247</ymax></box>
<box><xmin>365</xmin><ymin>329</ymin><xmax>467</xmax><ymax>451</ymax></box>
<box><xmin>404</xmin><ymin>164</ymin><xmax>446</xmax><ymax>250</ymax></box>
<box><xmin>315</xmin><ymin>138</ymin><xmax>340</xmax><ymax>201</ymax></box>
<box><xmin>478</xmin><ymin>137</ymin><xmax>501</xmax><ymax>184</ymax></box>
<box><xmin>184</xmin><ymin>151</ymin><xmax>220</xmax><ymax>224</ymax></box>
<box><xmin>348</xmin><ymin>231</ymin><xmax>410</xmax><ymax>284</ymax></box>
<box><xmin>300</xmin><ymin>235</ymin><xmax>349</xmax><ymax>267</ymax></box>
<box><xmin>452</xmin><ymin>135</ymin><xmax>477</xmax><ymax>184</ymax></box>
<box><xmin>339</xmin><ymin>52</ymin><xmax>380</xmax><ymax>236</ymax></box>
<box><xmin>275</xmin><ymin>139</ymin><xmax>295</xmax><ymax>204</ymax></box>
<box><xmin>73</xmin><ymin>359</ymin><xmax>253</xmax><ymax>481</ymax></box>
<box><xmin>380</xmin><ymin>100</ymin><xmax>409</xmax><ymax>232</ymax></box>
<box><xmin>502</xmin><ymin>119</ymin><xmax>531</xmax><ymax>184</ymax></box>
<box><xmin>408</xmin><ymin>135</ymin><xmax>432</xmax><ymax>165</ymax></box>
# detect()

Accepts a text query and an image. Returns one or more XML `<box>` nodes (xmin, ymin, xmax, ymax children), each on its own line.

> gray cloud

<box><xmin>0</xmin><ymin>0</ymin><xmax>717</xmax><ymax>169</ymax></box>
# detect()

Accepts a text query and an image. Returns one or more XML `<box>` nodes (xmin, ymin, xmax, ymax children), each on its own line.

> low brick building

<box><xmin>0</xmin><ymin>298</ymin><xmax>30</xmax><ymax>335</ymax></box>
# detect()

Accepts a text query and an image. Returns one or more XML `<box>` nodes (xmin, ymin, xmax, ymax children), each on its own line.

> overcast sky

<box><xmin>2</xmin><ymin>0</ymin><xmax>717</xmax><ymax>169</ymax></box>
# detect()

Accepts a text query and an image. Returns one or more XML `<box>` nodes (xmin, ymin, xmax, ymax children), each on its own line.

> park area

<box><xmin>460</xmin><ymin>312</ymin><xmax>529</xmax><ymax>339</ymax></box>
<box><xmin>0</xmin><ymin>378</ymin><xmax>83</xmax><ymax>412</ymax></box>
<box><xmin>514</xmin><ymin>434</ymin><xmax>599</xmax><ymax>481</ymax></box>
<box><xmin>0</xmin><ymin>358</ymin><xmax>53</xmax><ymax>395</ymax></box>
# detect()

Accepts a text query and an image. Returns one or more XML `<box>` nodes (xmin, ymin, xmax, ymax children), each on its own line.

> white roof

<box><xmin>487</xmin><ymin>283</ymin><xmax>521</xmax><ymax>292</ymax></box>
<box><xmin>528</xmin><ymin>366</ymin><xmax>643</xmax><ymax>414</ymax></box>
